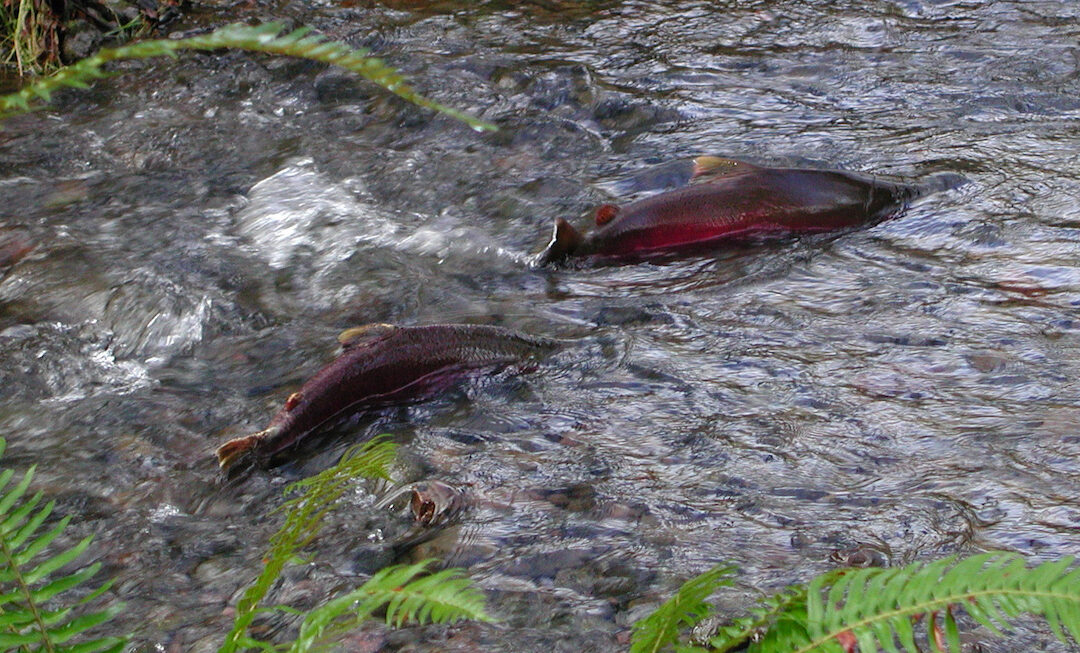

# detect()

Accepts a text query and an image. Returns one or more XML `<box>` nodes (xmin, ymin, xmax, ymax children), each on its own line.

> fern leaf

<box><xmin>707</xmin><ymin>581</ymin><xmax>816</xmax><ymax>653</ymax></box>
<box><xmin>1</xmin><ymin>493</ymin><xmax>50</xmax><ymax>543</ymax></box>
<box><xmin>892</xmin><ymin>610</ymin><xmax>917</xmax><ymax>651</ymax></box>
<box><xmin>0</xmin><ymin>600</ymin><xmax>76</xmax><ymax>630</ymax></box>
<box><xmin>285</xmin><ymin>561</ymin><xmax>491</xmax><ymax>653</ymax></box>
<box><xmin>0</xmin><ymin>601</ymin><xmax>121</xmax><ymax>647</ymax></box>
<box><xmin>56</xmin><ymin>638</ymin><xmax>128</xmax><ymax>653</ymax></box>
<box><xmin>631</xmin><ymin>564</ymin><xmax>736</xmax><ymax>653</ymax></box>
<box><xmin>19</xmin><ymin>530</ymin><xmax>90</xmax><ymax>584</ymax></box>
<box><xmin>760</xmin><ymin>553</ymin><xmax>1080</xmax><ymax>652</ymax></box>
<box><xmin>284</xmin><ymin>436</ymin><xmax>397</xmax><ymax>499</ymax></box>
<box><xmin>0</xmin><ymin>464</ymin><xmax>36</xmax><ymax>515</ymax></box>
<box><xmin>0</xmin><ymin>438</ymin><xmax>126</xmax><ymax>653</ymax></box>
<box><xmin>41</xmin><ymin>604</ymin><xmax>125</xmax><ymax>643</ymax></box>
<box><xmin>5</xmin><ymin>516</ymin><xmax>71</xmax><ymax>579</ymax></box>
<box><xmin>218</xmin><ymin>437</ymin><xmax>399</xmax><ymax>653</ymax></box>
<box><xmin>647</xmin><ymin>553</ymin><xmax>1080</xmax><ymax>653</ymax></box>
<box><xmin>220</xmin><ymin>436</ymin><xmax>493</xmax><ymax>652</ymax></box>
<box><xmin>0</xmin><ymin>563</ymin><xmax>103</xmax><ymax>605</ymax></box>
<box><xmin>381</xmin><ymin>564</ymin><xmax>492</xmax><ymax>626</ymax></box>
<box><xmin>0</xmin><ymin>22</ymin><xmax>497</xmax><ymax>131</ymax></box>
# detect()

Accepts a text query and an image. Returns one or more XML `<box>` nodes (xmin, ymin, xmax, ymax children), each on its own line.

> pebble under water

<box><xmin>2</xmin><ymin>0</ymin><xmax>1080</xmax><ymax>651</ymax></box>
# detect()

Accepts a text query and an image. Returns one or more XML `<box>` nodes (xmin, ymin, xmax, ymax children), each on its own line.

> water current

<box><xmin>2</xmin><ymin>0</ymin><xmax>1080</xmax><ymax>650</ymax></box>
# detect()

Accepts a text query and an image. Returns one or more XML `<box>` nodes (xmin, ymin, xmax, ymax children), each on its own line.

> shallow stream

<box><xmin>2</xmin><ymin>0</ymin><xmax>1080</xmax><ymax>650</ymax></box>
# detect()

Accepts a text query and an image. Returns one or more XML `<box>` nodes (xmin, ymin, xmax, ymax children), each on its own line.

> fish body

<box><xmin>538</xmin><ymin>157</ymin><xmax>918</xmax><ymax>264</ymax></box>
<box><xmin>216</xmin><ymin>323</ymin><xmax>556</xmax><ymax>469</ymax></box>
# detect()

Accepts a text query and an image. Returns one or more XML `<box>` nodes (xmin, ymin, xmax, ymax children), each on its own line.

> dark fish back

<box><xmin>229</xmin><ymin>324</ymin><xmax>558</xmax><ymax>467</ymax></box>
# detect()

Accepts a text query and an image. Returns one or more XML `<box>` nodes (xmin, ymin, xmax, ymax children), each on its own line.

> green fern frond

<box><xmin>285</xmin><ymin>560</ymin><xmax>492</xmax><ymax>653</ymax></box>
<box><xmin>705</xmin><ymin>579</ymin><xmax>823</xmax><ymax>653</ymax></box>
<box><xmin>221</xmin><ymin>436</ymin><xmax>493</xmax><ymax>652</ymax></box>
<box><xmin>0</xmin><ymin>21</ymin><xmax>497</xmax><ymax>131</ymax></box>
<box><xmin>284</xmin><ymin>436</ymin><xmax>397</xmax><ymax>505</ymax></box>
<box><xmin>0</xmin><ymin>438</ymin><xmax>126</xmax><ymax>653</ymax></box>
<box><xmin>380</xmin><ymin>563</ymin><xmax>492</xmax><ymax>627</ymax></box>
<box><xmin>689</xmin><ymin>553</ymin><xmax>1080</xmax><ymax>653</ymax></box>
<box><xmin>218</xmin><ymin>437</ymin><xmax>399</xmax><ymax>653</ymax></box>
<box><xmin>642</xmin><ymin>553</ymin><xmax>1080</xmax><ymax>653</ymax></box>
<box><xmin>775</xmin><ymin>553</ymin><xmax>1080</xmax><ymax>652</ymax></box>
<box><xmin>630</xmin><ymin>564</ymin><xmax>737</xmax><ymax>653</ymax></box>
<box><xmin>270</xmin><ymin>435</ymin><xmax>397</xmax><ymax>554</ymax></box>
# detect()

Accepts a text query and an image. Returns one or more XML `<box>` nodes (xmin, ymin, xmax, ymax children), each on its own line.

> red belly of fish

<box><xmin>261</xmin><ymin>359</ymin><xmax>478</xmax><ymax>459</ymax></box>
<box><xmin>591</xmin><ymin>206</ymin><xmax>864</xmax><ymax>258</ymax></box>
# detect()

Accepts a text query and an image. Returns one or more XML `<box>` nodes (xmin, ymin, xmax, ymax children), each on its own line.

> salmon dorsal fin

<box><xmin>537</xmin><ymin>218</ymin><xmax>584</xmax><ymax>265</ymax></box>
<box><xmin>594</xmin><ymin>204</ymin><xmax>620</xmax><ymax>226</ymax></box>
<box><xmin>691</xmin><ymin>156</ymin><xmax>759</xmax><ymax>182</ymax></box>
<box><xmin>338</xmin><ymin>323</ymin><xmax>398</xmax><ymax>350</ymax></box>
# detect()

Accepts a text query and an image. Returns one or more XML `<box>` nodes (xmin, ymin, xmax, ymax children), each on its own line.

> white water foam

<box><xmin>236</xmin><ymin>158</ymin><xmax>531</xmax><ymax>269</ymax></box>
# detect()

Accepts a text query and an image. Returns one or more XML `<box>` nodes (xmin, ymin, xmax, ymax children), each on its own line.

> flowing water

<box><xmin>2</xmin><ymin>0</ymin><xmax>1080</xmax><ymax>650</ymax></box>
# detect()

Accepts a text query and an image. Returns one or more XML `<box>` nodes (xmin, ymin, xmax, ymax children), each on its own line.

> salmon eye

<box><xmin>595</xmin><ymin>204</ymin><xmax>620</xmax><ymax>226</ymax></box>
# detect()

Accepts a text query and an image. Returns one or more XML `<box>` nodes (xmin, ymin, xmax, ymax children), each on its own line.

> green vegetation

<box><xmin>0</xmin><ymin>21</ymin><xmax>497</xmax><ymax>131</ymax></box>
<box><xmin>281</xmin><ymin>561</ymin><xmax>492</xmax><ymax>653</ymax></box>
<box><xmin>632</xmin><ymin>553</ymin><xmax>1080</xmax><ymax>653</ymax></box>
<box><xmin>218</xmin><ymin>437</ymin><xmax>491</xmax><ymax>653</ymax></box>
<box><xmin>2</xmin><ymin>15</ymin><xmax>1078</xmax><ymax>653</ymax></box>
<box><xmin>3</xmin><ymin>410</ymin><xmax>1080</xmax><ymax>652</ymax></box>
<box><xmin>0</xmin><ymin>437</ymin><xmax>126</xmax><ymax>653</ymax></box>
<box><xmin>631</xmin><ymin>565</ymin><xmax>738</xmax><ymax>653</ymax></box>
<box><xmin>0</xmin><ymin>0</ymin><xmax>58</xmax><ymax>74</ymax></box>
<box><xmin>0</xmin><ymin>432</ymin><xmax>491</xmax><ymax>653</ymax></box>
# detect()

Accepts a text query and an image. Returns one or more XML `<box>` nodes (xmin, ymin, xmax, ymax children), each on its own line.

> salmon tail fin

<box><xmin>536</xmin><ymin>218</ymin><xmax>584</xmax><ymax>266</ymax></box>
<box><xmin>872</xmin><ymin>172</ymin><xmax>964</xmax><ymax>216</ymax></box>
<box><xmin>909</xmin><ymin>172</ymin><xmax>968</xmax><ymax>200</ymax></box>
<box><xmin>216</xmin><ymin>428</ymin><xmax>273</xmax><ymax>470</ymax></box>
